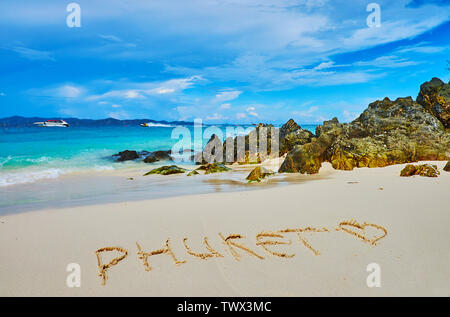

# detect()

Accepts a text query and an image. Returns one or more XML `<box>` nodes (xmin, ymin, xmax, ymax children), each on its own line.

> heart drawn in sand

<box><xmin>336</xmin><ymin>219</ymin><xmax>387</xmax><ymax>245</ymax></box>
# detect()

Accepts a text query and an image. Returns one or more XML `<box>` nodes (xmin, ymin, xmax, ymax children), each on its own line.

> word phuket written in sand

<box><xmin>95</xmin><ymin>219</ymin><xmax>387</xmax><ymax>285</ymax></box>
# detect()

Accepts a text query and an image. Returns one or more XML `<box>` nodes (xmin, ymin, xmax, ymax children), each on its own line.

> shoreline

<box><xmin>0</xmin><ymin>160</ymin><xmax>327</xmax><ymax>216</ymax></box>
<box><xmin>1</xmin><ymin>161</ymin><xmax>449</xmax><ymax>296</ymax></box>
<box><xmin>0</xmin><ymin>160</ymin><xmax>446</xmax><ymax>215</ymax></box>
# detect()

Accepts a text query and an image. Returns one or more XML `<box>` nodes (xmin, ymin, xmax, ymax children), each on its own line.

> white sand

<box><xmin>0</xmin><ymin>161</ymin><xmax>449</xmax><ymax>296</ymax></box>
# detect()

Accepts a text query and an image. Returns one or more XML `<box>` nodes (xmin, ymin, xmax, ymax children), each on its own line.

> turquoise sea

<box><xmin>0</xmin><ymin>125</ymin><xmax>186</xmax><ymax>187</ymax></box>
<box><xmin>0</xmin><ymin>124</ymin><xmax>317</xmax><ymax>212</ymax></box>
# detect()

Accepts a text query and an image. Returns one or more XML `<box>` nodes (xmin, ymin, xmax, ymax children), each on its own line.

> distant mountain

<box><xmin>0</xmin><ymin>116</ymin><xmax>194</xmax><ymax>128</ymax></box>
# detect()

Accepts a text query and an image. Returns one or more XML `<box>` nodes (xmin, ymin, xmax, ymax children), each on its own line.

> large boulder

<box><xmin>279</xmin><ymin>117</ymin><xmax>343</xmax><ymax>173</ymax></box>
<box><xmin>416</xmin><ymin>77</ymin><xmax>450</xmax><ymax>128</ymax></box>
<box><xmin>279</xmin><ymin>119</ymin><xmax>314</xmax><ymax>155</ymax></box>
<box><xmin>198</xmin><ymin>134</ymin><xmax>223</xmax><ymax>164</ymax></box>
<box><xmin>222</xmin><ymin>124</ymin><xmax>277</xmax><ymax>164</ymax></box>
<box><xmin>328</xmin><ymin>97</ymin><xmax>448</xmax><ymax>170</ymax></box>
<box><xmin>143</xmin><ymin>165</ymin><xmax>187</xmax><ymax>176</ymax></box>
<box><xmin>114</xmin><ymin>150</ymin><xmax>139</xmax><ymax>162</ymax></box>
<box><xmin>143</xmin><ymin>150</ymin><xmax>172</xmax><ymax>163</ymax></box>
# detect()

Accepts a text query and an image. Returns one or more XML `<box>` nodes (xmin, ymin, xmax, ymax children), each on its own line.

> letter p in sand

<box><xmin>95</xmin><ymin>247</ymin><xmax>128</xmax><ymax>286</ymax></box>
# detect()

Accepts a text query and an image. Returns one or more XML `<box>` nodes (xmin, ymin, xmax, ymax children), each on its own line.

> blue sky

<box><xmin>0</xmin><ymin>0</ymin><xmax>449</xmax><ymax>124</ymax></box>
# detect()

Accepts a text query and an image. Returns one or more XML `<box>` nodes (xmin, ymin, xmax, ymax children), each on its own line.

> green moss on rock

<box><xmin>400</xmin><ymin>164</ymin><xmax>439</xmax><ymax>177</ymax></box>
<box><xmin>246</xmin><ymin>166</ymin><xmax>274</xmax><ymax>182</ymax></box>
<box><xmin>187</xmin><ymin>170</ymin><xmax>199</xmax><ymax>176</ymax></box>
<box><xmin>144</xmin><ymin>165</ymin><xmax>187</xmax><ymax>176</ymax></box>
<box><xmin>196</xmin><ymin>163</ymin><xmax>231</xmax><ymax>174</ymax></box>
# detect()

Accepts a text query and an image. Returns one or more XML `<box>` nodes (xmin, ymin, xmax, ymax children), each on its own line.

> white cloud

<box><xmin>236</xmin><ymin>113</ymin><xmax>247</xmax><ymax>119</ymax></box>
<box><xmin>242</xmin><ymin>105</ymin><xmax>259</xmax><ymax>117</ymax></box>
<box><xmin>57</xmin><ymin>85</ymin><xmax>82</xmax><ymax>98</ymax></box>
<box><xmin>395</xmin><ymin>42</ymin><xmax>449</xmax><ymax>54</ymax></box>
<box><xmin>99</xmin><ymin>34</ymin><xmax>123</xmax><ymax>42</ymax></box>
<box><xmin>1</xmin><ymin>45</ymin><xmax>54</xmax><ymax>61</ymax></box>
<box><xmin>124</xmin><ymin>90</ymin><xmax>145</xmax><ymax>99</ymax></box>
<box><xmin>153</xmin><ymin>88</ymin><xmax>175</xmax><ymax>94</ymax></box>
<box><xmin>354</xmin><ymin>55</ymin><xmax>419</xmax><ymax>68</ymax></box>
<box><xmin>206</xmin><ymin>113</ymin><xmax>226</xmax><ymax>121</ymax></box>
<box><xmin>220</xmin><ymin>103</ymin><xmax>231</xmax><ymax>109</ymax></box>
<box><xmin>292</xmin><ymin>106</ymin><xmax>319</xmax><ymax>118</ymax></box>
<box><xmin>214</xmin><ymin>90</ymin><xmax>242</xmax><ymax>103</ymax></box>
<box><xmin>86</xmin><ymin>76</ymin><xmax>201</xmax><ymax>101</ymax></box>
<box><xmin>107</xmin><ymin>110</ymin><xmax>130</xmax><ymax>120</ymax></box>
<box><xmin>33</xmin><ymin>85</ymin><xmax>83</xmax><ymax>99</ymax></box>
<box><xmin>111</xmin><ymin>104</ymin><xmax>121</xmax><ymax>108</ymax></box>
<box><xmin>314</xmin><ymin>61</ymin><xmax>334</xmax><ymax>70</ymax></box>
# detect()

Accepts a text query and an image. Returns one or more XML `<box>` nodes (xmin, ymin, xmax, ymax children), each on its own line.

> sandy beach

<box><xmin>0</xmin><ymin>161</ymin><xmax>449</xmax><ymax>297</ymax></box>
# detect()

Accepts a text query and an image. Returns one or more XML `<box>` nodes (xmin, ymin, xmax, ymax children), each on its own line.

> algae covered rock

<box><xmin>279</xmin><ymin>117</ymin><xmax>342</xmax><ymax>174</ymax></box>
<box><xmin>280</xmin><ymin>90</ymin><xmax>450</xmax><ymax>174</ymax></box>
<box><xmin>415</xmin><ymin>164</ymin><xmax>440</xmax><ymax>177</ymax></box>
<box><xmin>400</xmin><ymin>164</ymin><xmax>417</xmax><ymax>177</ymax></box>
<box><xmin>246</xmin><ymin>166</ymin><xmax>274</xmax><ymax>182</ymax></box>
<box><xmin>196</xmin><ymin>163</ymin><xmax>231</xmax><ymax>174</ymax></box>
<box><xmin>279</xmin><ymin>119</ymin><xmax>314</xmax><ymax>155</ymax></box>
<box><xmin>416</xmin><ymin>77</ymin><xmax>450</xmax><ymax>128</ymax></box>
<box><xmin>200</xmin><ymin>134</ymin><xmax>223</xmax><ymax>164</ymax></box>
<box><xmin>187</xmin><ymin>170</ymin><xmax>199</xmax><ymax>176</ymax></box>
<box><xmin>144</xmin><ymin>165</ymin><xmax>187</xmax><ymax>176</ymax></box>
<box><xmin>400</xmin><ymin>164</ymin><xmax>439</xmax><ymax>177</ymax></box>
<box><xmin>444</xmin><ymin>160</ymin><xmax>450</xmax><ymax>172</ymax></box>
<box><xmin>222</xmin><ymin>123</ymin><xmax>277</xmax><ymax>163</ymax></box>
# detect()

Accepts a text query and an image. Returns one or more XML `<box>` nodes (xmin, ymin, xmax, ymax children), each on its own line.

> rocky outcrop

<box><xmin>196</xmin><ymin>163</ymin><xmax>231</xmax><ymax>174</ymax></box>
<box><xmin>280</xmin><ymin>91</ymin><xmax>449</xmax><ymax>174</ymax></box>
<box><xmin>444</xmin><ymin>160</ymin><xmax>450</xmax><ymax>172</ymax></box>
<box><xmin>416</xmin><ymin>77</ymin><xmax>450</xmax><ymax>128</ymax></box>
<box><xmin>279</xmin><ymin>117</ymin><xmax>343</xmax><ymax>173</ymax></box>
<box><xmin>400</xmin><ymin>164</ymin><xmax>440</xmax><ymax>177</ymax></box>
<box><xmin>143</xmin><ymin>150</ymin><xmax>172</xmax><ymax>163</ymax></box>
<box><xmin>195</xmin><ymin>134</ymin><xmax>223</xmax><ymax>164</ymax></box>
<box><xmin>114</xmin><ymin>149</ymin><xmax>172</xmax><ymax>163</ymax></box>
<box><xmin>222</xmin><ymin>124</ymin><xmax>277</xmax><ymax>164</ymax></box>
<box><xmin>246</xmin><ymin>166</ymin><xmax>274</xmax><ymax>182</ymax></box>
<box><xmin>187</xmin><ymin>170</ymin><xmax>199</xmax><ymax>176</ymax></box>
<box><xmin>199</xmin><ymin>120</ymin><xmax>312</xmax><ymax>164</ymax></box>
<box><xmin>114</xmin><ymin>150</ymin><xmax>139</xmax><ymax>162</ymax></box>
<box><xmin>143</xmin><ymin>165</ymin><xmax>187</xmax><ymax>176</ymax></box>
<box><xmin>279</xmin><ymin>119</ymin><xmax>314</xmax><ymax>155</ymax></box>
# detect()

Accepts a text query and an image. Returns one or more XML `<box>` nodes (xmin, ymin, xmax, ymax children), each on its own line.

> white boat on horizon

<box><xmin>33</xmin><ymin>120</ymin><xmax>70</xmax><ymax>127</ymax></box>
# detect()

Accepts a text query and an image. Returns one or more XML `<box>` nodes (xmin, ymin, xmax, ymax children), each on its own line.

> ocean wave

<box><xmin>0</xmin><ymin>155</ymin><xmax>53</xmax><ymax>168</ymax></box>
<box><xmin>0</xmin><ymin>156</ymin><xmax>13</xmax><ymax>167</ymax></box>
<box><xmin>0</xmin><ymin>168</ymin><xmax>65</xmax><ymax>187</ymax></box>
<box><xmin>0</xmin><ymin>165</ymin><xmax>116</xmax><ymax>187</ymax></box>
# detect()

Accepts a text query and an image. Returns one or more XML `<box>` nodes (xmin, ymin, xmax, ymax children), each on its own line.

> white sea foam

<box><xmin>0</xmin><ymin>156</ymin><xmax>13</xmax><ymax>167</ymax></box>
<box><xmin>0</xmin><ymin>168</ymin><xmax>65</xmax><ymax>187</ymax></box>
<box><xmin>0</xmin><ymin>165</ymin><xmax>117</xmax><ymax>187</ymax></box>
